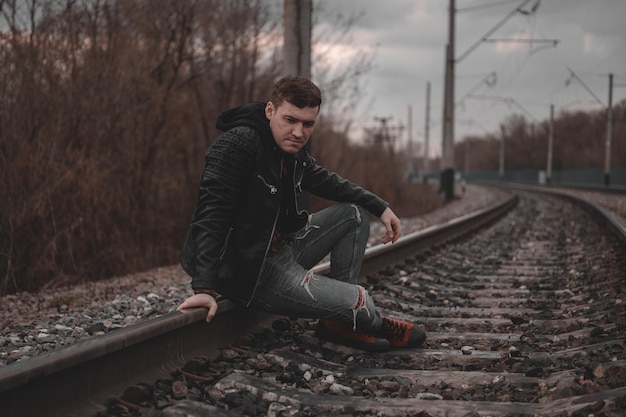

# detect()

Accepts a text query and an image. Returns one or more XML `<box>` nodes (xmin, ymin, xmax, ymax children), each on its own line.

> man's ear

<box><xmin>265</xmin><ymin>102</ymin><xmax>274</xmax><ymax>120</ymax></box>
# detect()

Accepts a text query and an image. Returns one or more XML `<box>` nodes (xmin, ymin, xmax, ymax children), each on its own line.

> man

<box><xmin>177</xmin><ymin>76</ymin><xmax>425</xmax><ymax>352</ymax></box>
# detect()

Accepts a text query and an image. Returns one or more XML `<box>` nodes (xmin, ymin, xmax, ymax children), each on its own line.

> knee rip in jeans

<box><xmin>300</xmin><ymin>270</ymin><xmax>317</xmax><ymax>300</ymax></box>
<box><xmin>351</xmin><ymin>285</ymin><xmax>371</xmax><ymax>331</ymax></box>
<box><xmin>295</xmin><ymin>215</ymin><xmax>320</xmax><ymax>241</ymax></box>
<box><xmin>351</xmin><ymin>204</ymin><xmax>362</xmax><ymax>223</ymax></box>
<box><xmin>300</xmin><ymin>274</ymin><xmax>370</xmax><ymax>331</ymax></box>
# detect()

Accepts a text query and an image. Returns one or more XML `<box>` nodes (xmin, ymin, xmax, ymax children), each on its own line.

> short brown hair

<box><xmin>269</xmin><ymin>76</ymin><xmax>322</xmax><ymax>109</ymax></box>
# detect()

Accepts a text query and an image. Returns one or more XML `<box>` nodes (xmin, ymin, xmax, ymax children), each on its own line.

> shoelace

<box><xmin>381</xmin><ymin>317</ymin><xmax>408</xmax><ymax>340</ymax></box>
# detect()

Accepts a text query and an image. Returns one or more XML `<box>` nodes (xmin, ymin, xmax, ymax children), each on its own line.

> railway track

<box><xmin>1</xmin><ymin>188</ymin><xmax>625</xmax><ymax>417</ymax></box>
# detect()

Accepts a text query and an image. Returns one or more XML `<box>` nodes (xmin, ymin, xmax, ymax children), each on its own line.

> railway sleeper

<box><xmin>211</xmin><ymin>371</ymin><xmax>626</xmax><ymax>417</ymax></box>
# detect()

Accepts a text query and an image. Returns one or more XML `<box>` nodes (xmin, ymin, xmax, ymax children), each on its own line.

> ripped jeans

<box><xmin>250</xmin><ymin>203</ymin><xmax>383</xmax><ymax>334</ymax></box>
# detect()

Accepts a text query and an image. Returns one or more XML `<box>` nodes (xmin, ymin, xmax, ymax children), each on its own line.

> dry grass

<box><xmin>0</xmin><ymin>0</ymin><xmax>420</xmax><ymax>295</ymax></box>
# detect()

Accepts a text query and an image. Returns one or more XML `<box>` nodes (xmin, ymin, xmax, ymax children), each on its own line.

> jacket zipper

<box><xmin>246</xmin><ymin>159</ymin><xmax>282</xmax><ymax>306</ymax></box>
<box><xmin>257</xmin><ymin>174</ymin><xmax>277</xmax><ymax>194</ymax></box>
<box><xmin>219</xmin><ymin>227</ymin><xmax>233</xmax><ymax>261</ymax></box>
<box><xmin>292</xmin><ymin>159</ymin><xmax>309</xmax><ymax>217</ymax></box>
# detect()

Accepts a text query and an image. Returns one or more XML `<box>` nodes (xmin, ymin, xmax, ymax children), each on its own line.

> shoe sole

<box><xmin>315</xmin><ymin>326</ymin><xmax>390</xmax><ymax>353</ymax></box>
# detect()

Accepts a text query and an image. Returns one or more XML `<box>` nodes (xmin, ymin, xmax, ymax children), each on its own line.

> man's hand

<box><xmin>379</xmin><ymin>207</ymin><xmax>402</xmax><ymax>244</ymax></box>
<box><xmin>176</xmin><ymin>293</ymin><xmax>219</xmax><ymax>323</ymax></box>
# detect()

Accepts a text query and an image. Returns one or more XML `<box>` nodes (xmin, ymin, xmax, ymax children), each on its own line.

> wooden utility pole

<box><xmin>283</xmin><ymin>0</ymin><xmax>312</xmax><ymax>209</ymax></box>
<box><xmin>283</xmin><ymin>0</ymin><xmax>312</xmax><ymax>78</ymax></box>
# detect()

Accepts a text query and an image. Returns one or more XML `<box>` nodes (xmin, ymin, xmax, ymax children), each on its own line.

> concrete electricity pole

<box><xmin>423</xmin><ymin>81</ymin><xmax>431</xmax><ymax>182</ymax></box>
<box><xmin>442</xmin><ymin>0</ymin><xmax>539</xmax><ymax>193</ymax></box>
<box><xmin>407</xmin><ymin>105</ymin><xmax>414</xmax><ymax>177</ymax></box>
<box><xmin>546</xmin><ymin>104</ymin><xmax>554</xmax><ymax>185</ymax></box>
<box><xmin>440</xmin><ymin>0</ymin><xmax>456</xmax><ymax>202</ymax></box>
<box><xmin>604</xmin><ymin>73</ymin><xmax>613</xmax><ymax>185</ymax></box>
<box><xmin>566</xmin><ymin>68</ymin><xmax>616</xmax><ymax>186</ymax></box>
<box><xmin>499</xmin><ymin>125</ymin><xmax>505</xmax><ymax>180</ymax></box>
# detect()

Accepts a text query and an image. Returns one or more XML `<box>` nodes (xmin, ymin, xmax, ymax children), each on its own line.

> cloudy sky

<box><xmin>307</xmin><ymin>0</ymin><xmax>626</xmax><ymax>156</ymax></box>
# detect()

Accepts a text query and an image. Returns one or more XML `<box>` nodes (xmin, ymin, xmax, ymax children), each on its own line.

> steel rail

<box><xmin>507</xmin><ymin>183</ymin><xmax>626</xmax><ymax>244</ymax></box>
<box><xmin>542</xmin><ymin>182</ymin><xmax>626</xmax><ymax>194</ymax></box>
<box><xmin>0</xmin><ymin>191</ymin><xmax>518</xmax><ymax>417</ymax></box>
<box><xmin>472</xmin><ymin>179</ymin><xmax>626</xmax><ymax>195</ymax></box>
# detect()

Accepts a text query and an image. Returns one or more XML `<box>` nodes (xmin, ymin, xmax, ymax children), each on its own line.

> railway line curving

<box><xmin>1</xmin><ymin>187</ymin><xmax>625</xmax><ymax>417</ymax></box>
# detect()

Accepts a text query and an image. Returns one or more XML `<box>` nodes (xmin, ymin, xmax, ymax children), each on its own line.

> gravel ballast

<box><xmin>1</xmin><ymin>183</ymin><xmax>620</xmax><ymax>368</ymax></box>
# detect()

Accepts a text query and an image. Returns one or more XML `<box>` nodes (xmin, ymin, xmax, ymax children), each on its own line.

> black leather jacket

<box><xmin>180</xmin><ymin>102</ymin><xmax>388</xmax><ymax>305</ymax></box>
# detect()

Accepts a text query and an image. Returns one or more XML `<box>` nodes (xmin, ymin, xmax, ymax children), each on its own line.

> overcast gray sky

<box><xmin>309</xmin><ymin>0</ymin><xmax>626</xmax><ymax>156</ymax></box>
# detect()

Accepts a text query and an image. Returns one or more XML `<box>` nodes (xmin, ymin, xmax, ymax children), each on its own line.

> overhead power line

<box><xmin>457</xmin><ymin>0</ymin><xmax>523</xmax><ymax>13</ymax></box>
<box><xmin>482</xmin><ymin>38</ymin><xmax>558</xmax><ymax>45</ymax></box>
<box><xmin>456</xmin><ymin>0</ymin><xmax>555</xmax><ymax>63</ymax></box>
<box><xmin>565</xmin><ymin>67</ymin><xmax>605</xmax><ymax>108</ymax></box>
<box><xmin>456</xmin><ymin>0</ymin><xmax>534</xmax><ymax>63</ymax></box>
<box><xmin>467</xmin><ymin>94</ymin><xmax>538</xmax><ymax>122</ymax></box>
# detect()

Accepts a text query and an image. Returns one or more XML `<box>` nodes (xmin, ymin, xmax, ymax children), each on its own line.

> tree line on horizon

<box><xmin>447</xmin><ymin>102</ymin><xmax>626</xmax><ymax>175</ymax></box>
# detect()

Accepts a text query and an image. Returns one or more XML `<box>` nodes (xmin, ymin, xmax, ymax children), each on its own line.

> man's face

<box><xmin>265</xmin><ymin>100</ymin><xmax>318</xmax><ymax>154</ymax></box>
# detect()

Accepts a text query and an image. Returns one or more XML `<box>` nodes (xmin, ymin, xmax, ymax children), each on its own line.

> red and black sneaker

<box><xmin>378</xmin><ymin>316</ymin><xmax>426</xmax><ymax>348</ymax></box>
<box><xmin>315</xmin><ymin>319</ymin><xmax>390</xmax><ymax>352</ymax></box>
